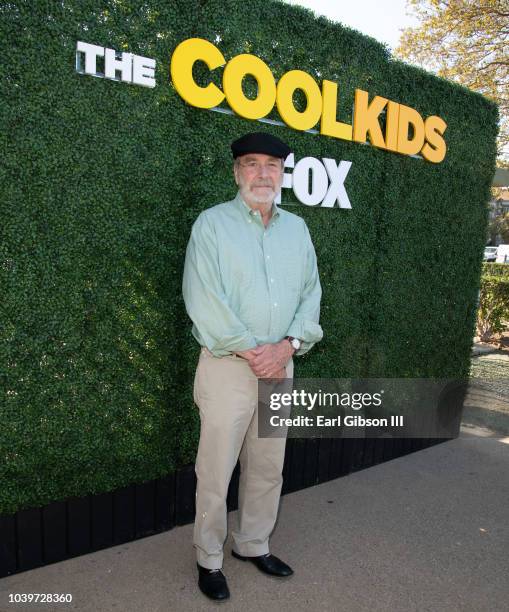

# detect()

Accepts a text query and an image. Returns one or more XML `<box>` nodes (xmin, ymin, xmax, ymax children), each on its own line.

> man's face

<box><xmin>234</xmin><ymin>153</ymin><xmax>284</xmax><ymax>206</ymax></box>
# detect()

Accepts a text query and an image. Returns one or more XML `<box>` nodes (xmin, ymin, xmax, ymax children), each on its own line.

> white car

<box><xmin>495</xmin><ymin>244</ymin><xmax>509</xmax><ymax>263</ymax></box>
<box><xmin>484</xmin><ymin>246</ymin><xmax>498</xmax><ymax>262</ymax></box>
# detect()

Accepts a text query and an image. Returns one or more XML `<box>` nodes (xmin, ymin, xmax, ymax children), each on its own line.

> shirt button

<box><xmin>274</xmin><ymin>302</ymin><xmax>278</xmax><ymax>307</ymax></box>
<box><xmin>266</xmin><ymin>255</ymin><xmax>270</xmax><ymax>259</ymax></box>
<box><xmin>270</xmin><ymin>278</ymin><xmax>274</xmax><ymax>283</ymax></box>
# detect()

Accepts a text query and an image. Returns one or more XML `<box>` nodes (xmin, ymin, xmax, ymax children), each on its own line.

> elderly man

<box><xmin>182</xmin><ymin>132</ymin><xmax>323</xmax><ymax>601</ymax></box>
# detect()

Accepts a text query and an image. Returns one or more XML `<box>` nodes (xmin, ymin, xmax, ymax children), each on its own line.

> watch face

<box><xmin>291</xmin><ymin>338</ymin><xmax>301</xmax><ymax>350</ymax></box>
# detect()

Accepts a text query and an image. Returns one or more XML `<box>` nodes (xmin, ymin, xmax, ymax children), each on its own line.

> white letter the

<box><xmin>132</xmin><ymin>55</ymin><xmax>156</xmax><ymax>88</ymax></box>
<box><xmin>104</xmin><ymin>48</ymin><xmax>133</xmax><ymax>82</ymax></box>
<box><xmin>76</xmin><ymin>41</ymin><xmax>104</xmax><ymax>75</ymax></box>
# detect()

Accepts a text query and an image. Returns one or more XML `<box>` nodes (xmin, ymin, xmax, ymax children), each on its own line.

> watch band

<box><xmin>285</xmin><ymin>336</ymin><xmax>301</xmax><ymax>350</ymax></box>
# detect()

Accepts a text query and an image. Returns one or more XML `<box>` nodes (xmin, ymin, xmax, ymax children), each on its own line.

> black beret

<box><xmin>231</xmin><ymin>132</ymin><xmax>291</xmax><ymax>160</ymax></box>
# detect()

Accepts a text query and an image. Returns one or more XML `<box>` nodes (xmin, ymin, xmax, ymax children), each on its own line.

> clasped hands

<box><xmin>236</xmin><ymin>340</ymin><xmax>294</xmax><ymax>379</ymax></box>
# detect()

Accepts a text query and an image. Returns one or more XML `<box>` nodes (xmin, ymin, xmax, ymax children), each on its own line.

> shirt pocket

<box><xmin>218</xmin><ymin>239</ymin><xmax>258</xmax><ymax>292</ymax></box>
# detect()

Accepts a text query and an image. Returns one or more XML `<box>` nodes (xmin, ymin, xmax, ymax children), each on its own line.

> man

<box><xmin>182</xmin><ymin>132</ymin><xmax>323</xmax><ymax>601</ymax></box>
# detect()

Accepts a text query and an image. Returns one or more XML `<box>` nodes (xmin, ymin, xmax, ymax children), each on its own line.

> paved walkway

<box><xmin>1</xmin><ymin>428</ymin><xmax>508</xmax><ymax>612</ymax></box>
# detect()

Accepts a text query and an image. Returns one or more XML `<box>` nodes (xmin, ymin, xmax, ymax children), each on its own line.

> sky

<box><xmin>281</xmin><ymin>0</ymin><xmax>419</xmax><ymax>52</ymax></box>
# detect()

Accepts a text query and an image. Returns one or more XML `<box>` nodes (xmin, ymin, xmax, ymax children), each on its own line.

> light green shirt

<box><xmin>182</xmin><ymin>192</ymin><xmax>323</xmax><ymax>357</ymax></box>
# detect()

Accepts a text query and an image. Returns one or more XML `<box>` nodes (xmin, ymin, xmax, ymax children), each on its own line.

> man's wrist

<box><xmin>282</xmin><ymin>338</ymin><xmax>296</xmax><ymax>357</ymax></box>
<box><xmin>285</xmin><ymin>336</ymin><xmax>301</xmax><ymax>352</ymax></box>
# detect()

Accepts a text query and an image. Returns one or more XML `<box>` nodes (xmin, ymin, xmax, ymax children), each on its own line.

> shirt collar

<box><xmin>233</xmin><ymin>191</ymin><xmax>280</xmax><ymax>221</ymax></box>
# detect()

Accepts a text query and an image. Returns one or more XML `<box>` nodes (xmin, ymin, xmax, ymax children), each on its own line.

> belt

<box><xmin>200</xmin><ymin>347</ymin><xmax>247</xmax><ymax>360</ymax></box>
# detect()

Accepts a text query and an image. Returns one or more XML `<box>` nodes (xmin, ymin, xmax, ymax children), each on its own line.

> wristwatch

<box><xmin>285</xmin><ymin>336</ymin><xmax>301</xmax><ymax>351</ymax></box>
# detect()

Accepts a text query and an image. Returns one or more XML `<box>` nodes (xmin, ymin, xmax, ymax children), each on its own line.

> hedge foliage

<box><xmin>477</xmin><ymin>276</ymin><xmax>509</xmax><ymax>342</ymax></box>
<box><xmin>0</xmin><ymin>0</ymin><xmax>499</xmax><ymax>514</ymax></box>
<box><xmin>482</xmin><ymin>262</ymin><xmax>509</xmax><ymax>277</ymax></box>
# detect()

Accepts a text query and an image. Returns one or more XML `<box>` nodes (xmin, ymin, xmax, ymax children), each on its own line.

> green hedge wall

<box><xmin>0</xmin><ymin>0</ymin><xmax>499</xmax><ymax>514</ymax></box>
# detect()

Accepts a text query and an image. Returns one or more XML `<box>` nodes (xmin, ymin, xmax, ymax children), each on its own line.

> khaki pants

<box><xmin>193</xmin><ymin>347</ymin><xmax>293</xmax><ymax>569</ymax></box>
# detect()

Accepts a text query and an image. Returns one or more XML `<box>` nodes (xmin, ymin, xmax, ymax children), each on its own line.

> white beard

<box><xmin>241</xmin><ymin>185</ymin><xmax>279</xmax><ymax>204</ymax></box>
<box><xmin>237</xmin><ymin>174</ymin><xmax>283</xmax><ymax>206</ymax></box>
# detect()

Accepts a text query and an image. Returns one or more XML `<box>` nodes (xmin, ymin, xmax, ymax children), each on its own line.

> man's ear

<box><xmin>233</xmin><ymin>163</ymin><xmax>240</xmax><ymax>186</ymax></box>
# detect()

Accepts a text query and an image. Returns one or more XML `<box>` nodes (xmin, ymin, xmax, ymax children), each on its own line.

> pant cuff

<box><xmin>196</xmin><ymin>549</ymin><xmax>223</xmax><ymax>570</ymax></box>
<box><xmin>232</xmin><ymin>541</ymin><xmax>270</xmax><ymax>557</ymax></box>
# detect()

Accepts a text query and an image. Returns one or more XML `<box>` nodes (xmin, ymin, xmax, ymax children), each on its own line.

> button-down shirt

<box><xmin>182</xmin><ymin>191</ymin><xmax>323</xmax><ymax>357</ymax></box>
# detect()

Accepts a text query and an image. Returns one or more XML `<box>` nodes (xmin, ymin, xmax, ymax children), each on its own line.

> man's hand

<box><xmin>267</xmin><ymin>367</ymin><xmax>287</xmax><ymax>380</ymax></box>
<box><xmin>242</xmin><ymin>340</ymin><xmax>294</xmax><ymax>378</ymax></box>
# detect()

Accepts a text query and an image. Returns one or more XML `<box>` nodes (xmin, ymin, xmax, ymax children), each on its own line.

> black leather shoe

<box><xmin>232</xmin><ymin>550</ymin><xmax>294</xmax><ymax>577</ymax></box>
<box><xmin>197</xmin><ymin>563</ymin><xmax>230</xmax><ymax>601</ymax></box>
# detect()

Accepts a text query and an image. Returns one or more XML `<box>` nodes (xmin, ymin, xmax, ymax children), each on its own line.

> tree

<box><xmin>396</xmin><ymin>0</ymin><xmax>509</xmax><ymax>163</ymax></box>
<box><xmin>477</xmin><ymin>275</ymin><xmax>509</xmax><ymax>343</ymax></box>
<box><xmin>492</xmin><ymin>211</ymin><xmax>509</xmax><ymax>243</ymax></box>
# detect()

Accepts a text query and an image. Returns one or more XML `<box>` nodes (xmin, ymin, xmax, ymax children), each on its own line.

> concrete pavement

<box><xmin>1</xmin><ymin>428</ymin><xmax>508</xmax><ymax>612</ymax></box>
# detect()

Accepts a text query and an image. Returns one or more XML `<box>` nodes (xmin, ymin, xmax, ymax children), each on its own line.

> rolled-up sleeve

<box><xmin>285</xmin><ymin>222</ymin><xmax>323</xmax><ymax>356</ymax></box>
<box><xmin>182</xmin><ymin>212</ymin><xmax>257</xmax><ymax>356</ymax></box>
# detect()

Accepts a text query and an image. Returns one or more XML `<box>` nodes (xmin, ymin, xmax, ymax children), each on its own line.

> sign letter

<box><xmin>321</xmin><ymin>159</ymin><xmax>352</xmax><ymax>209</ymax></box>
